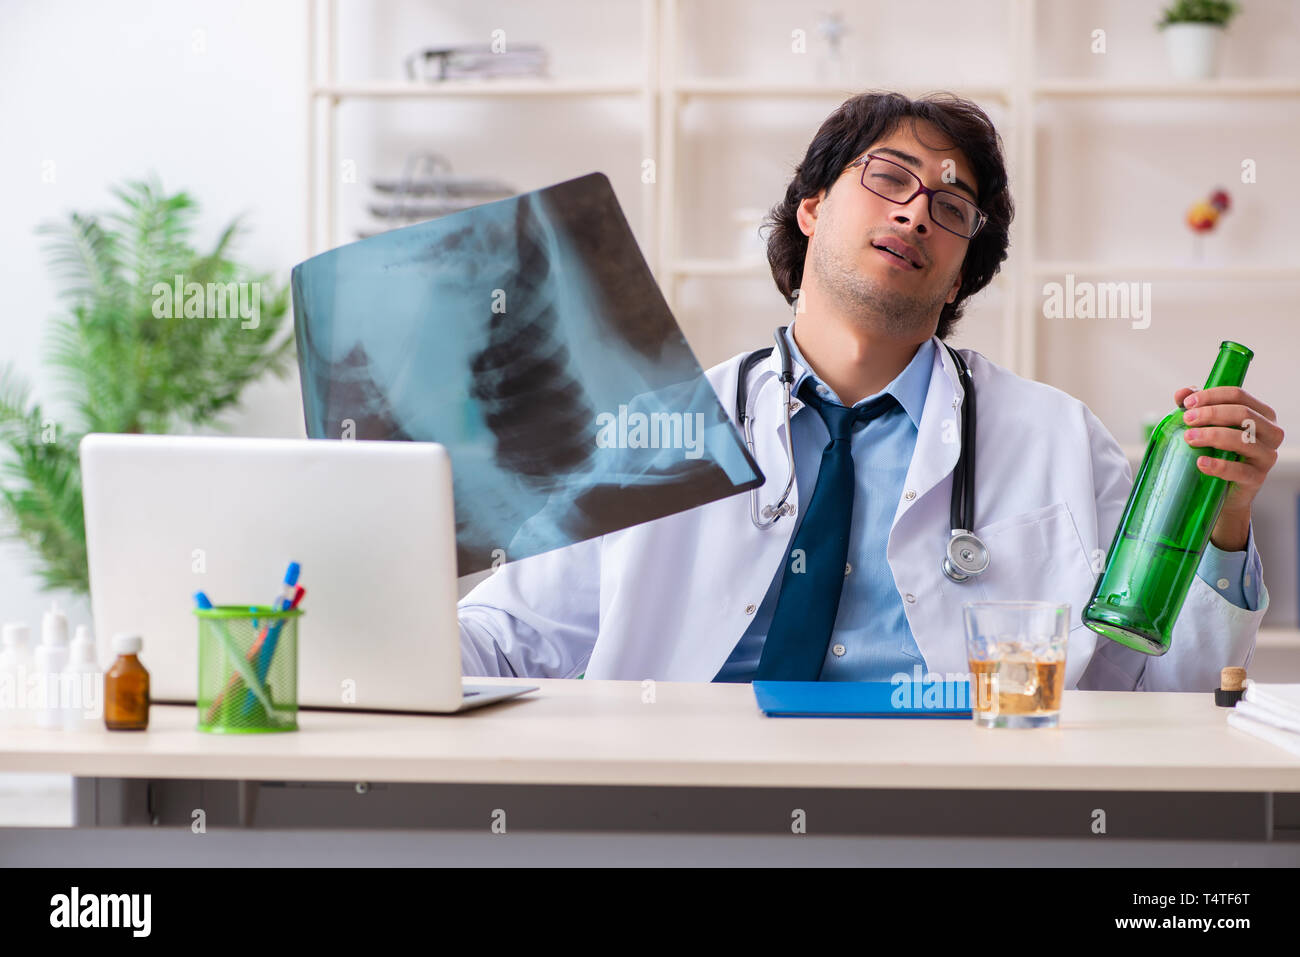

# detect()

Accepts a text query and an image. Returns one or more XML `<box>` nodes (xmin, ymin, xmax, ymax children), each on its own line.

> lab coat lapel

<box><xmin>893</xmin><ymin>336</ymin><xmax>965</xmax><ymax>527</ymax></box>
<box><xmin>667</xmin><ymin>346</ymin><xmax>804</xmax><ymax>681</ymax></box>
<box><xmin>886</xmin><ymin>337</ymin><xmax>968</xmax><ymax>676</ymax></box>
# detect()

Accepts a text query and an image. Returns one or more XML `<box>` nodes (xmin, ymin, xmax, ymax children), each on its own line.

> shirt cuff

<box><xmin>1196</xmin><ymin>521</ymin><xmax>1262</xmax><ymax>611</ymax></box>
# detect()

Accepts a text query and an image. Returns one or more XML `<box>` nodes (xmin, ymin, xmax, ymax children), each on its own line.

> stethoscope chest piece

<box><xmin>942</xmin><ymin>529</ymin><xmax>989</xmax><ymax>583</ymax></box>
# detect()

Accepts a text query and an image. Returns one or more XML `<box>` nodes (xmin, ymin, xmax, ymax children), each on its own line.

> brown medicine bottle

<box><xmin>104</xmin><ymin>633</ymin><xmax>149</xmax><ymax>731</ymax></box>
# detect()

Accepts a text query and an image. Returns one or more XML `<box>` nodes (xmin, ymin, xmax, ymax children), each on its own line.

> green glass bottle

<box><xmin>1083</xmin><ymin>341</ymin><xmax>1253</xmax><ymax>656</ymax></box>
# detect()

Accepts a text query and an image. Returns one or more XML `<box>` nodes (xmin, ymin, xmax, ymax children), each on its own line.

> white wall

<box><xmin>0</xmin><ymin>0</ymin><xmax>309</xmax><ymax>637</ymax></box>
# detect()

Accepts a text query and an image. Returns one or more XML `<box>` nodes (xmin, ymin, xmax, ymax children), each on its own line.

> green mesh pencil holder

<box><xmin>195</xmin><ymin>605</ymin><xmax>301</xmax><ymax>733</ymax></box>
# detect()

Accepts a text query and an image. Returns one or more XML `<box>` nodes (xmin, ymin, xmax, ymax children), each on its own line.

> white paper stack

<box><xmin>1225</xmin><ymin>681</ymin><xmax>1300</xmax><ymax>757</ymax></box>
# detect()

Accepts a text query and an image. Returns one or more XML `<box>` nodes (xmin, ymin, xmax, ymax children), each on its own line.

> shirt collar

<box><xmin>782</xmin><ymin>322</ymin><xmax>932</xmax><ymax>429</ymax></box>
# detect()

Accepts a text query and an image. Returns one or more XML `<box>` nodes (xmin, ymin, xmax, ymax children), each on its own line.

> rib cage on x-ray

<box><xmin>468</xmin><ymin>195</ymin><xmax>596</xmax><ymax>490</ymax></box>
<box><xmin>318</xmin><ymin>342</ymin><xmax>412</xmax><ymax>441</ymax></box>
<box><xmin>291</xmin><ymin>172</ymin><xmax>763</xmax><ymax>576</ymax></box>
<box><xmin>464</xmin><ymin>192</ymin><xmax>744</xmax><ymax>558</ymax></box>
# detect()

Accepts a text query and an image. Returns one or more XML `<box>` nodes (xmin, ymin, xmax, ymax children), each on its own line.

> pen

<box><xmin>241</xmin><ymin>584</ymin><xmax>306</xmax><ymax>716</ymax></box>
<box><xmin>245</xmin><ymin>565</ymin><xmax>301</xmax><ymax>654</ymax></box>
<box><xmin>240</xmin><ymin>563</ymin><xmax>301</xmax><ymax>715</ymax></box>
<box><xmin>253</xmin><ymin>562</ymin><xmax>299</xmax><ymax>662</ymax></box>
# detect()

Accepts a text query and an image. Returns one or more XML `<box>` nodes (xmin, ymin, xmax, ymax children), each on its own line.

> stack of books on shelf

<box><xmin>404</xmin><ymin>44</ymin><xmax>548</xmax><ymax>83</ymax></box>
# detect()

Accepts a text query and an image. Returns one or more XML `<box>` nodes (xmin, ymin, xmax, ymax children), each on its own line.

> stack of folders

<box><xmin>1226</xmin><ymin>681</ymin><xmax>1300</xmax><ymax>757</ymax></box>
<box><xmin>405</xmin><ymin>45</ymin><xmax>548</xmax><ymax>83</ymax></box>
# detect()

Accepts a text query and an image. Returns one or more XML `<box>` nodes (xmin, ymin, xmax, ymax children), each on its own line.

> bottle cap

<box><xmin>41</xmin><ymin>600</ymin><xmax>69</xmax><ymax>647</ymax></box>
<box><xmin>2</xmin><ymin>622</ymin><xmax>31</xmax><ymax>648</ymax></box>
<box><xmin>68</xmin><ymin>625</ymin><xmax>98</xmax><ymax>667</ymax></box>
<box><xmin>112</xmin><ymin>633</ymin><xmax>142</xmax><ymax>655</ymax></box>
<box><xmin>1214</xmin><ymin>687</ymin><xmax>1244</xmax><ymax>707</ymax></box>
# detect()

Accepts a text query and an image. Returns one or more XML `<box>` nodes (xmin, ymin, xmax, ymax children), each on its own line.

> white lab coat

<box><xmin>458</xmin><ymin>334</ymin><xmax>1268</xmax><ymax>690</ymax></box>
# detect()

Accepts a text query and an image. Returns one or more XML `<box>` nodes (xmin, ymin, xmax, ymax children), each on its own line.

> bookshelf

<box><xmin>305</xmin><ymin>0</ymin><xmax>661</xmax><ymax>269</ymax></box>
<box><xmin>306</xmin><ymin>0</ymin><xmax>1300</xmax><ymax>375</ymax></box>
<box><xmin>305</xmin><ymin>0</ymin><xmax>1299</xmax><ymax>627</ymax></box>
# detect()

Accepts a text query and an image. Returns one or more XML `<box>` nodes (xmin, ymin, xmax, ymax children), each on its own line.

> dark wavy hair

<box><xmin>763</xmin><ymin>90</ymin><xmax>1014</xmax><ymax>341</ymax></box>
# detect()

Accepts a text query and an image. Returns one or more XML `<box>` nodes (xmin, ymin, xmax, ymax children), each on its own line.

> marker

<box><xmin>247</xmin><ymin>563</ymin><xmax>301</xmax><ymax>650</ymax></box>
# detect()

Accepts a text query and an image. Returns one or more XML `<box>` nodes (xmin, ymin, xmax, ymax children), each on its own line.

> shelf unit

<box><xmin>306</xmin><ymin>0</ymin><xmax>1300</xmax><ymax>378</ymax></box>
<box><xmin>1033</xmin><ymin>78</ymin><xmax>1300</xmax><ymax>98</ymax></box>
<box><xmin>1034</xmin><ymin>263</ymin><xmax>1300</xmax><ymax>281</ymax></box>
<box><xmin>654</xmin><ymin>0</ymin><xmax>1300</xmax><ymax>377</ymax></box>
<box><xmin>304</xmin><ymin>0</ymin><xmax>1024</xmax><ymax>361</ymax></box>
<box><xmin>1013</xmin><ymin>1</ymin><xmax>1300</xmax><ymax>381</ymax></box>
<box><xmin>305</xmin><ymin>0</ymin><xmax>661</xmax><ymax>268</ymax></box>
<box><xmin>305</xmin><ymin>0</ymin><xmax>1298</xmax><ymax>628</ymax></box>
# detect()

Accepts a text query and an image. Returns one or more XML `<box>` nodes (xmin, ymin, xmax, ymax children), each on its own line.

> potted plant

<box><xmin>0</xmin><ymin>177</ymin><xmax>295</xmax><ymax>594</ymax></box>
<box><xmin>1156</xmin><ymin>0</ymin><xmax>1242</xmax><ymax>80</ymax></box>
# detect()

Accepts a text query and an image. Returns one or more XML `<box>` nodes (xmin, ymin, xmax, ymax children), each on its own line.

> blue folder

<box><xmin>753</xmin><ymin>680</ymin><xmax>973</xmax><ymax>718</ymax></box>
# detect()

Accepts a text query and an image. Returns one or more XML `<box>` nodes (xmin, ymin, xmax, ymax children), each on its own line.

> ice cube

<box><xmin>997</xmin><ymin>645</ymin><xmax>1038</xmax><ymax>697</ymax></box>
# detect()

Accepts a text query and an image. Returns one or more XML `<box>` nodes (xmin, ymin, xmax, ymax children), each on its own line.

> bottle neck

<box><xmin>1204</xmin><ymin>341</ymin><xmax>1253</xmax><ymax>390</ymax></box>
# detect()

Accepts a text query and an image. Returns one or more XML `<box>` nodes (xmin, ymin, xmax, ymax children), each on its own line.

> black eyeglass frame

<box><xmin>847</xmin><ymin>153</ymin><xmax>988</xmax><ymax>240</ymax></box>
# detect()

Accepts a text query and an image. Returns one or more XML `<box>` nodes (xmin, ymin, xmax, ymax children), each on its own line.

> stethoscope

<box><xmin>735</xmin><ymin>325</ymin><xmax>990</xmax><ymax>584</ymax></box>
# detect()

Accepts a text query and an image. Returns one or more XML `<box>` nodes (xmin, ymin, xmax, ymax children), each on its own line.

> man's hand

<box><xmin>1173</xmin><ymin>385</ymin><xmax>1285</xmax><ymax>551</ymax></box>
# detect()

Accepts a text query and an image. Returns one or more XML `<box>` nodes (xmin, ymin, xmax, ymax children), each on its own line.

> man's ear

<box><xmin>795</xmin><ymin>190</ymin><xmax>825</xmax><ymax>239</ymax></box>
<box><xmin>945</xmin><ymin>271</ymin><xmax>963</xmax><ymax>305</ymax></box>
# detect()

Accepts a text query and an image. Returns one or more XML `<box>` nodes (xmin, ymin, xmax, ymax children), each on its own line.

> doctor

<box><xmin>458</xmin><ymin>90</ymin><xmax>1283</xmax><ymax>690</ymax></box>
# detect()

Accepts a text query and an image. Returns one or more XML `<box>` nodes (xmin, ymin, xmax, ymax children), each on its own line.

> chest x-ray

<box><xmin>291</xmin><ymin>172</ymin><xmax>763</xmax><ymax>574</ymax></box>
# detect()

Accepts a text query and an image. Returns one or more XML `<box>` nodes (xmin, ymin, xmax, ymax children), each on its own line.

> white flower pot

<box><xmin>1162</xmin><ymin>22</ymin><xmax>1225</xmax><ymax>81</ymax></box>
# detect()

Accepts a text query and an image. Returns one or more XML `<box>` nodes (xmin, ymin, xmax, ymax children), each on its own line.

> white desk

<box><xmin>3</xmin><ymin>679</ymin><xmax>1299</xmax><ymax>866</ymax></box>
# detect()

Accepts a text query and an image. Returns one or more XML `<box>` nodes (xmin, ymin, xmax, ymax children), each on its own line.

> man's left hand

<box><xmin>1174</xmin><ymin>385</ymin><xmax>1285</xmax><ymax>551</ymax></box>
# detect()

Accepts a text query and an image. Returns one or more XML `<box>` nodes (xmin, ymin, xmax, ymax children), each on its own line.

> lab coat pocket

<box><xmin>969</xmin><ymin>501</ymin><xmax>1096</xmax><ymax>611</ymax></box>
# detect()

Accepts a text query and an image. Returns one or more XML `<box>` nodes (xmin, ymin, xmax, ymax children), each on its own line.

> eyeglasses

<box><xmin>847</xmin><ymin>153</ymin><xmax>988</xmax><ymax>240</ymax></box>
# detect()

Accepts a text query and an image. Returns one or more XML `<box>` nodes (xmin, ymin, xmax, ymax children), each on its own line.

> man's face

<box><xmin>799</xmin><ymin>118</ymin><xmax>978</xmax><ymax>337</ymax></box>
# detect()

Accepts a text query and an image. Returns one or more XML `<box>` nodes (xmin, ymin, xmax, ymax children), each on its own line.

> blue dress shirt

<box><xmin>713</xmin><ymin>327</ymin><xmax>1259</xmax><ymax>683</ymax></box>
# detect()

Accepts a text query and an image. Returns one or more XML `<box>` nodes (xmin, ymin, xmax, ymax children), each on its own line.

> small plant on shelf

<box><xmin>1156</xmin><ymin>0</ymin><xmax>1241</xmax><ymax>28</ymax></box>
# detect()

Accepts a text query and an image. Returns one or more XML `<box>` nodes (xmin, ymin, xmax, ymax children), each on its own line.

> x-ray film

<box><xmin>291</xmin><ymin>172</ymin><xmax>764</xmax><ymax>574</ymax></box>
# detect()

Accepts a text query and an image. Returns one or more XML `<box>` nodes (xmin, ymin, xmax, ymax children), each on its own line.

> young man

<box><xmin>457</xmin><ymin>91</ymin><xmax>1283</xmax><ymax>691</ymax></box>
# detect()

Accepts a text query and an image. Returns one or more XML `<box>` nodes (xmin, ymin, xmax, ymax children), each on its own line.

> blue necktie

<box><xmin>755</xmin><ymin>378</ymin><xmax>900</xmax><ymax>681</ymax></box>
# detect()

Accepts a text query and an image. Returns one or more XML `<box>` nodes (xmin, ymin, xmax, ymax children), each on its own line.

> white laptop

<box><xmin>79</xmin><ymin>433</ymin><xmax>537</xmax><ymax>713</ymax></box>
